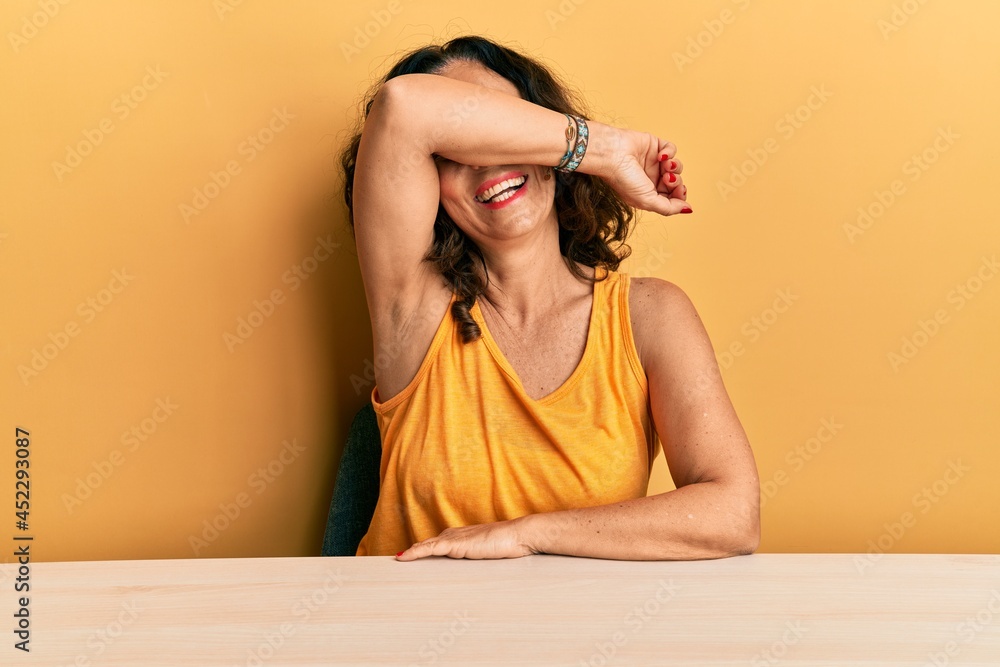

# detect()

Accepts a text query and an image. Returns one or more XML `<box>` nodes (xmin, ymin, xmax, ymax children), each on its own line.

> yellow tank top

<box><xmin>355</xmin><ymin>266</ymin><xmax>656</xmax><ymax>556</ymax></box>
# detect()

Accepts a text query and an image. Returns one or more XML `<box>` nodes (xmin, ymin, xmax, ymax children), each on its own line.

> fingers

<box><xmin>395</xmin><ymin>527</ymin><xmax>471</xmax><ymax>561</ymax></box>
<box><xmin>656</xmin><ymin>163</ymin><xmax>688</xmax><ymax>209</ymax></box>
<box><xmin>658</xmin><ymin>156</ymin><xmax>683</xmax><ymax>187</ymax></box>
<box><xmin>655</xmin><ymin>146</ymin><xmax>686</xmax><ymax>194</ymax></box>
<box><xmin>644</xmin><ymin>195</ymin><xmax>693</xmax><ymax>217</ymax></box>
<box><xmin>395</xmin><ymin>539</ymin><xmax>443</xmax><ymax>561</ymax></box>
<box><xmin>396</xmin><ymin>536</ymin><xmax>456</xmax><ymax>560</ymax></box>
<box><xmin>658</xmin><ymin>156</ymin><xmax>684</xmax><ymax>175</ymax></box>
<box><xmin>664</xmin><ymin>158</ymin><xmax>684</xmax><ymax>177</ymax></box>
<box><xmin>656</xmin><ymin>141</ymin><xmax>678</xmax><ymax>162</ymax></box>
<box><xmin>660</xmin><ymin>169</ymin><xmax>683</xmax><ymax>191</ymax></box>
<box><xmin>394</xmin><ymin>521</ymin><xmax>532</xmax><ymax>560</ymax></box>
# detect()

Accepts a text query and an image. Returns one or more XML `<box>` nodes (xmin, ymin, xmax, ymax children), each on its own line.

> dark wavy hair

<box><xmin>339</xmin><ymin>35</ymin><xmax>635</xmax><ymax>343</ymax></box>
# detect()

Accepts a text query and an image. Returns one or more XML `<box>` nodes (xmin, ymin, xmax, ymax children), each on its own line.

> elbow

<box><xmin>668</xmin><ymin>510</ymin><xmax>759</xmax><ymax>561</ymax></box>
<box><xmin>368</xmin><ymin>75</ymin><xmax>430</xmax><ymax>152</ymax></box>
<box><xmin>370</xmin><ymin>76</ymin><xmax>406</xmax><ymax>123</ymax></box>
<box><xmin>373</xmin><ymin>74</ymin><xmax>428</xmax><ymax>119</ymax></box>
<box><xmin>729</xmin><ymin>504</ymin><xmax>761</xmax><ymax>556</ymax></box>
<box><xmin>726</xmin><ymin>478</ymin><xmax>761</xmax><ymax>557</ymax></box>
<box><xmin>714</xmin><ymin>494</ymin><xmax>760</xmax><ymax>558</ymax></box>
<box><xmin>710</xmin><ymin>522</ymin><xmax>758</xmax><ymax>559</ymax></box>
<box><xmin>733</xmin><ymin>517</ymin><xmax>760</xmax><ymax>556</ymax></box>
<box><xmin>673</xmin><ymin>520</ymin><xmax>758</xmax><ymax>561</ymax></box>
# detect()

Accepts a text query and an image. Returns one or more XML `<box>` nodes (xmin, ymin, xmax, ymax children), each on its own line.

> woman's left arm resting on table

<box><xmin>397</xmin><ymin>279</ymin><xmax>760</xmax><ymax>561</ymax></box>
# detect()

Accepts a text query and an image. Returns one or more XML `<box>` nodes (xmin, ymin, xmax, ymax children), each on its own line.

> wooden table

<box><xmin>2</xmin><ymin>553</ymin><xmax>999</xmax><ymax>665</ymax></box>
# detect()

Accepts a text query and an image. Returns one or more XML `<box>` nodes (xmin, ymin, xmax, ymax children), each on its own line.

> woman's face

<box><xmin>432</xmin><ymin>60</ymin><xmax>557</xmax><ymax>247</ymax></box>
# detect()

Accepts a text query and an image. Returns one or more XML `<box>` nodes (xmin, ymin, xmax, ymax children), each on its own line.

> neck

<box><xmin>474</xmin><ymin>217</ymin><xmax>594</xmax><ymax>328</ymax></box>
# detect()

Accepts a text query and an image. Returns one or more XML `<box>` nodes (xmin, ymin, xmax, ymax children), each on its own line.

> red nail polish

<box><xmin>668</xmin><ymin>173</ymin><xmax>677</xmax><ymax>183</ymax></box>
<box><xmin>680</xmin><ymin>207</ymin><xmax>693</xmax><ymax>214</ymax></box>
<box><xmin>396</xmin><ymin>551</ymin><xmax>404</xmax><ymax>557</ymax></box>
<box><xmin>669</xmin><ymin>160</ymin><xmax>676</xmax><ymax>170</ymax></box>
<box><xmin>658</xmin><ymin>154</ymin><xmax>668</xmax><ymax>162</ymax></box>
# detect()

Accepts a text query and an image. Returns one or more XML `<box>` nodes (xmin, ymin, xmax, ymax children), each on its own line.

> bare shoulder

<box><xmin>627</xmin><ymin>276</ymin><xmax>712</xmax><ymax>372</ymax></box>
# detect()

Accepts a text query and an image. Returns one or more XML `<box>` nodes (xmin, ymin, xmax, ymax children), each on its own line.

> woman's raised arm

<box><xmin>354</xmin><ymin>74</ymin><xmax>685</xmax><ymax>315</ymax></box>
<box><xmin>353</xmin><ymin>73</ymin><xmax>619</xmax><ymax>317</ymax></box>
<box><xmin>352</xmin><ymin>72</ymin><xmax>687</xmax><ymax>398</ymax></box>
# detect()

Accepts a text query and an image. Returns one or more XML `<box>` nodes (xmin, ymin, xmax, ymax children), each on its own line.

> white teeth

<box><xmin>490</xmin><ymin>188</ymin><xmax>518</xmax><ymax>203</ymax></box>
<box><xmin>476</xmin><ymin>176</ymin><xmax>526</xmax><ymax>203</ymax></box>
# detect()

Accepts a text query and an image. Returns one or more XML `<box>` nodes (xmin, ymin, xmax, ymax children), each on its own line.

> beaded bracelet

<box><xmin>555</xmin><ymin>113</ymin><xmax>577</xmax><ymax>170</ymax></box>
<box><xmin>555</xmin><ymin>113</ymin><xmax>589</xmax><ymax>173</ymax></box>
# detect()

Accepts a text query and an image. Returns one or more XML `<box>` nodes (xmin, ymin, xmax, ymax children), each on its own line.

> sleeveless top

<box><xmin>355</xmin><ymin>266</ymin><xmax>656</xmax><ymax>556</ymax></box>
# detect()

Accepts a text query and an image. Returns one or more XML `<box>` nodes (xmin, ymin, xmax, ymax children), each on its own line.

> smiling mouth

<box><xmin>474</xmin><ymin>175</ymin><xmax>528</xmax><ymax>204</ymax></box>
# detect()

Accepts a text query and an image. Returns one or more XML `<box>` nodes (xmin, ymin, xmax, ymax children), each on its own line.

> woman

<box><xmin>340</xmin><ymin>35</ymin><xmax>760</xmax><ymax>561</ymax></box>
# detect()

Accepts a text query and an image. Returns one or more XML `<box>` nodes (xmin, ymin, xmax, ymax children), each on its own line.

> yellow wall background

<box><xmin>2</xmin><ymin>0</ymin><xmax>997</xmax><ymax>563</ymax></box>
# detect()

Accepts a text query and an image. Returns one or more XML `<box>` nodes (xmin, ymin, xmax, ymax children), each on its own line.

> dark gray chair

<box><xmin>321</xmin><ymin>402</ymin><xmax>382</xmax><ymax>556</ymax></box>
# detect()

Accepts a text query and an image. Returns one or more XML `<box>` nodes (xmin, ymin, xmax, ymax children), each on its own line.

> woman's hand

<box><xmin>395</xmin><ymin>518</ymin><xmax>537</xmax><ymax>561</ymax></box>
<box><xmin>593</xmin><ymin>124</ymin><xmax>690</xmax><ymax>218</ymax></box>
